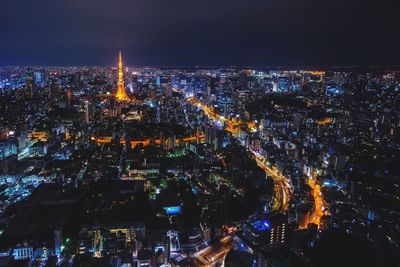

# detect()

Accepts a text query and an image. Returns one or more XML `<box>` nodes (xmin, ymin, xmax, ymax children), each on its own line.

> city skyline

<box><xmin>0</xmin><ymin>1</ymin><xmax>399</xmax><ymax>267</ymax></box>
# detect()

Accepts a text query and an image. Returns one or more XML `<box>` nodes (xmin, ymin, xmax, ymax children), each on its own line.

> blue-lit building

<box><xmin>325</xmin><ymin>86</ymin><xmax>344</xmax><ymax>96</ymax></box>
<box><xmin>0</xmin><ymin>138</ymin><xmax>17</xmax><ymax>160</ymax></box>
<box><xmin>34</xmin><ymin>71</ymin><xmax>45</xmax><ymax>88</ymax></box>
<box><xmin>163</xmin><ymin>206</ymin><xmax>181</xmax><ymax>215</ymax></box>
<box><xmin>278</xmin><ymin>77</ymin><xmax>290</xmax><ymax>92</ymax></box>
<box><xmin>239</xmin><ymin>214</ymin><xmax>288</xmax><ymax>267</ymax></box>
<box><xmin>242</xmin><ymin>214</ymin><xmax>287</xmax><ymax>248</ymax></box>
<box><xmin>12</xmin><ymin>245</ymin><xmax>33</xmax><ymax>260</ymax></box>
<box><xmin>28</xmin><ymin>141</ymin><xmax>47</xmax><ymax>157</ymax></box>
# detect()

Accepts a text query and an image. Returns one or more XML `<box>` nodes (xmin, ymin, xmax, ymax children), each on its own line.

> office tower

<box><xmin>242</xmin><ymin>214</ymin><xmax>287</xmax><ymax>248</ymax></box>
<box><xmin>85</xmin><ymin>100</ymin><xmax>90</xmax><ymax>124</ymax></box>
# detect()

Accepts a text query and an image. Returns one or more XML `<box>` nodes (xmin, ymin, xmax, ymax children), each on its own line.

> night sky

<box><xmin>1</xmin><ymin>0</ymin><xmax>399</xmax><ymax>67</ymax></box>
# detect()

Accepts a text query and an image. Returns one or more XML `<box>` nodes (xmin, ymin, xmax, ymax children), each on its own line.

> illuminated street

<box><xmin>306</xmin><ymin>178</ymin><xmax>326</xmax><ymax>228</ymax></box>
<box><xmin>192</xmin><ymin>236</ymin><xmax>233</xmax><ymax>267</ymax></box>
<box><xmin>188</xmin><ymin>97</ymin><xmax>292</xmax><ymax>213</ymax></box>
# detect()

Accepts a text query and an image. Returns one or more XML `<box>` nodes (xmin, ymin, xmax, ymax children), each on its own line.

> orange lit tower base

<box><xmin>115</xmin><ymin>51</ymin><xmax>130</xmax><ymax>101</ymax></box>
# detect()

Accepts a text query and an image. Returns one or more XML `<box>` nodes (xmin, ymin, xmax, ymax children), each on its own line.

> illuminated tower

<box><xmin>115</xmin><ymin>50</ymin><xmax>130</xmax><ymax>101</ymax></box>
<box><xmin>67</xmin><ymin>88</ymin><xmax>72</xmax><ymax>109</ymax></box>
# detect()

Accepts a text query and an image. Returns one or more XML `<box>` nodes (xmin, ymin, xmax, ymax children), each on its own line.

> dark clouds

<box><xmin>0</xmin><ymin>0</ymin><xmax>399</xmax><ymax>67</ymax></box>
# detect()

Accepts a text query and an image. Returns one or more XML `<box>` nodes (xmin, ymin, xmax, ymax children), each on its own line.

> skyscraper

<box><xmin>242</xmin><ymin>214</ymin><xmax>287</xmax><ymax>248</ymax></box>
<box><xmin>115</xmin><ymin>51</ymin><xmax>130</xmax><ymax>102</ymax></box>
<box><xmin>85</xmin><ymin>100</ymin><xmax>90</xmax><ymax>124</ymax></box>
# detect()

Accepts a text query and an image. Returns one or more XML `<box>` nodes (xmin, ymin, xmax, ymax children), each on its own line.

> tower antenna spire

<box><xmin>115</xmin><ymin>50</ymin><xmax>129</xmax><ymax>101</ymax></box>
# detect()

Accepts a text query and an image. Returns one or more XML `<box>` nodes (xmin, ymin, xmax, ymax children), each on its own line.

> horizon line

<box><xmin>0</xmin><ymin>64</ymin><xmax>399</xmax><ymax>71</ymax></box>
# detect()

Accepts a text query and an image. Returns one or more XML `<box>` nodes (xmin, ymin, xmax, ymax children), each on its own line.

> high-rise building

<box><xmin>242</xmin><ymin>214</ymin><xmax>287</xmax><ymax>248</ymax></box>
<box><xmin>0</xmin><ymin>138</ymin><xmax>17</xmax><ymax>160</ymax></box>
<box><xmin>205</xmin><ymin>124</ymin><xmax>214</xmax><ymax>145</ymax></box>
<box><xmin>13</xmin><ymin>245</ymin><xmax>33</xmax><ymax>260</ymax></box>
<box><xmin>213</xmin><ymin>130</ymin><xmax>224</xmax><ymax>151</ymax></box>
<box><xmin>85</xmin><ymin>100</ymin><xmax>90</xmax><ymax>124</ymax></box>
<box><xmin>239</xmin><ymin>214</ymin><xmax>289</xmax><ymax>267</ymax></box>
<box><xmin>54</xmin><ymin>228</ymin><xmax>63</xmax><ymax>256</ymax></box>
<box><xmin>115</xmin><ymin>51</ymin><xmax>130</xmax><ymax>102</ymax></box>
<box><xmin>207</xmin><ymin>86</ymin><xmax>212</xmax><ymax>102</ymax></box>
<box><xmin>34</xmin><ymin>70</ymin><xmax>45</xmax><ymax>88</ymax></box>
<box><xmin>167</xmin><ymin>230</ymin><xmax>180</xmax><ymax>253</ymax></box>
<box><xmin>67</xmin><ymin>89</ymin><xmax>73</xmax><ymax>109</ymax></box>
<box><xmin>124</xmin><ymin>134</ymin><xmax>132</xmax><ymax>152</ymax></box>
